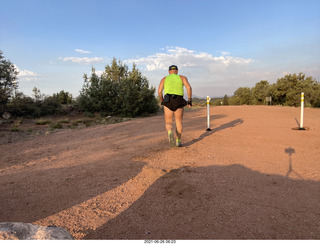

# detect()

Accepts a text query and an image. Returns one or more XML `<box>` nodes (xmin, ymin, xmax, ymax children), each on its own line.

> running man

<box><xmin>158</xmin><ymin>65</ymin><xmax>192</xmax><ymax>147</ymax></box>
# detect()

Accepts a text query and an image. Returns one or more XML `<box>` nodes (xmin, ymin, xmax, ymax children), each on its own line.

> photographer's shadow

<box><xmin>184</xmin><ymin>118</ymin><xmax>244</xmax><ymax>147</ymax></box>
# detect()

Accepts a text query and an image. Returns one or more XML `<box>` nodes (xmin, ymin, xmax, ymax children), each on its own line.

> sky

<box><xmin>1</xmin><ymin>0</ymin><xmax>320</xmax><ymax>98</ymax></box>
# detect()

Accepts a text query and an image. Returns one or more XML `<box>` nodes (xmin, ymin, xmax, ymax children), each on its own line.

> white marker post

<box><xmin>299</xmin><ymin>92</ymin><xmax>305</xmax><ymax>130</ymax></box>
<box><xmin>206</xmin><ymin>96</ymin><xmax>212</xmax><ymax>131</ymax></box>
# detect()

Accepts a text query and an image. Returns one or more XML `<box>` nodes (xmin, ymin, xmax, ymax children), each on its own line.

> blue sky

<box><xmin>1</xmin><ymin>0</ymin><xmax>319</xmax><ymax>98</ymax></box>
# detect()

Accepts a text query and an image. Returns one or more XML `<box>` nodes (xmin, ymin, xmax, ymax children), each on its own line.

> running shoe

<box><xmin>176</xmin><ymin>139</ymin><xmax>182</xmax><ymax>147</ymax></box>
<box><xmin>168</xmin><ymin>131</ymin><xmax>175</xmax><ymax>147</ymax></box>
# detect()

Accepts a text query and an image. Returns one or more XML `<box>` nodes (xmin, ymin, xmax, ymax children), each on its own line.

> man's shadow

<box><xmin>183</xmin><ymin>118</ymin><xmax>244</xmax><ymax>147</ymax></box>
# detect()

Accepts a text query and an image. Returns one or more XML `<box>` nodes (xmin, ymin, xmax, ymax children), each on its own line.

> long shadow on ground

<box><xmin>84</xmin><ymin>164</ymin><xmax>320</xmax><ymax>240</ymax></box>
<box><xmin>0</xmin><ymin>159</ymin><xmax>146</xmax><ymax>223</ymax></box>
<box><xmin>183</xmin><ymin>118</ymin><xmax>243</xmax><ymax>147</ymax></box>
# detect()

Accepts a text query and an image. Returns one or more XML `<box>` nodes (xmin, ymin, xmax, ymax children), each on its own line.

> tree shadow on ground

<box><xmin>84</xmin><ymin>164</ymin><xmax>320</xmax><ymax>240</ymax></box>
<box><xmin>183</xmin><ymin>118</ymin><xmax>244</xmax><ymax>147</ymax></box>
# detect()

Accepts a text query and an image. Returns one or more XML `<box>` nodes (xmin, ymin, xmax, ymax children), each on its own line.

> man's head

<box><xmin>168</xmin><ymin>65</ymin><xmax>178</xmax><ymax>74</ymax></box>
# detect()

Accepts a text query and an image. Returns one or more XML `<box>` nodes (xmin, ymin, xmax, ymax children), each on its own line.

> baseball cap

<box><xmin>169</xmin><ymin>65</ymin><xmax>178</xmax><ymax>71</ymax></box>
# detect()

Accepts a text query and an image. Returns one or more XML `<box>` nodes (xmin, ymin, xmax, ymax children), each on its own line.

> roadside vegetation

<box><xmin>1</xmin><ymin>49</ymin><xmax>319</xmax><ymax>136</ymax></box>
<box><xmin>1</xmin><ymin>51</ymin><xmax>158</xmax><ymax>135</ymax></box>
<box><xmin>206</xmin><ymin>74</ymin><xmax>320</xmax><ymax>107</ymax></box>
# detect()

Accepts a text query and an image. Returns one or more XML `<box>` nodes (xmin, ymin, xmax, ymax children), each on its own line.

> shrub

<box><xmin>79</xmin><ymin>58</ymin><xmax>159</xmax><ymax>117</ymax></box>
<box><xmin>50</xmin><ymin>122</ymin><xmax>63</xmax><ymax>130</ymax></box>
<box><xmin>36</xmin><ymin>120</ymin><xmax>51</xmax><ymax>125</ymax></box>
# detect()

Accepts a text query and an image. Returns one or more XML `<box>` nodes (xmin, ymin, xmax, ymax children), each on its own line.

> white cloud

<box><xmin>221</xmin><ymin>51</ymin><xmax>230</xmax><ymax>56</ymax></box>
<box><xmin>94</xmin><ymin>70</ymin><xmax>104</xmax><ymax>76</ymax></box>
<box><xmin>60</xmin><ymin>57</ymin><xmax>104</xmax><ymax>65</ymax></box>
<box><xmin>124</xmin><ymin>46</ymin><xmax>254</xmax><ymax>71</ymax></box>
<box><xmin>75</xmin><ymin>49</ymin><xmax>91</xmax><ymax>54</ymax></box>
<box><xmin>123</xmin><ymin>46</ymin><xmax>258</xmax><ymax>97</ymax></box>
<box><xmin>14</xmin><ymin>65</ymin><xmax>40</xmax><ymax>82</ymax></box>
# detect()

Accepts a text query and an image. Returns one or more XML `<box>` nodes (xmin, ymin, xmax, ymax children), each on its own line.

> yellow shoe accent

<box><xmin>176</xmin><ymin>139</ymin><xmax>182</xmax><ymax>147</ymax></box>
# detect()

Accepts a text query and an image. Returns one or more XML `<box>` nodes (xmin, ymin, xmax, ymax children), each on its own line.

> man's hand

<box><xmin>188</xmin><ymin>98</ymin><xmax>192</xmax><ymax>107</ymax></box>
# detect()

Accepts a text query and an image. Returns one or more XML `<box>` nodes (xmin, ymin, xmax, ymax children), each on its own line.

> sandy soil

<box><xmin>0</xmin><ymin>105</ymin><xmax>319</xmax><ymax>240</ymax></box>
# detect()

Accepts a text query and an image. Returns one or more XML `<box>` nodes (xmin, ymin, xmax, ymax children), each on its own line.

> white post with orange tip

<box><xmin>300</xmin><ymin>92</ymin><xmax>304</xmax><ymax>129</ymax></box>
<box><xmin>206</xmin><ymin>96</ymin><xmax>212</xmax><ymax>131</ymax></box>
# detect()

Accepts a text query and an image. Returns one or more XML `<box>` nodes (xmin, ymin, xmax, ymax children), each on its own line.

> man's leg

<box><xmin>174</xmin><ymin>107</ymin><xmax>184</xmax><ymax>140</ymax></box>
<box><xmin>164</xmin><ymin>106</ymin><xmax>175</xmax><ymax>146</ymax></box>
<box><xmin>164</xmin><ymin>106</ymin><xmax>174</xmax><ymax>133</ymax></box>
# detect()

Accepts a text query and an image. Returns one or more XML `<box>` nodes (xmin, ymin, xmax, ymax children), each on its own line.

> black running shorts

<box><xmin>161</xmin><ymin>94</ymin><xmax>187</xmax><ymax>111</ymax></box>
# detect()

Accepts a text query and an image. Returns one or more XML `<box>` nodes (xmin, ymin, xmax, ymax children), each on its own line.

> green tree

<box><xmin>271</xmin><ymin>73</ymin><xmax>318</xmax><ymax>107</ymax></box>
<box><xmin>233</xmin><ymin>87</ymin><xmax>252</xmax><ymax>105</ymax></box>
<box><xmin>0</xmin><ymin>50</ymin><xmax>19</xmax><ymax>114</ymax></box>
<box><xmin>212</xmin><ymin>99</ymin><xmax>223</xmax><ymax>106</ymax></box>
<box><xmin>52</xmin><ymin>90</ymin><xmax>73</xmax><ymax>104</ymax></box>
<box><xmin>252</xmin><ymin>80</ymin><xmax>270</xmax><ymax>105</ymax></box>
<box><xmin>223</xmin><ymin>94</ymin><xmax>229</xmax><ymax>105</ymax></box>
<box><xmin>8</xmin><ymin>90</ymin><xmax>68</xmax><ymax>118</ymax></box>
<box><xmin>32</xmin><ymin>87</ymin><xmax>43</xmax><ymax>102</ymax></box>
<box><xmin>7</xmin><ymin>92</ymin><xmax>38</xmax><ymax>117</ymax></box>
<box><xmin>311</xmin><ymin>81</ymin><xmax>320</xmax><ymax>107</ymax></box>
<box><xmin>40</xmin><ymin>96</ymin><xmax>61</xmax><ymax>116</ymax></box>
<box><xmin>79</xmin><ymin>58</ymin><xmax>158</xmax><ymax>117</ymax></box>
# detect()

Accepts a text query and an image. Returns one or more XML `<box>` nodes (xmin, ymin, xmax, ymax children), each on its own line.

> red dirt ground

<box><xmin>0</xmin><ymin>105</ymin><xmax>319</xmax><ymax>240</ymax></box>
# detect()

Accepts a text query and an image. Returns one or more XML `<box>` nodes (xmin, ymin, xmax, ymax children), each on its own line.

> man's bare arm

<box><xmin>180</xmin><ymin>75</ymin><xmax>192</xmax><ymax>99</ymax></box>
<box><xmin>158</xmin><ymin>77</ymin><xmax>166</xmax><ymax>101</ymax></box>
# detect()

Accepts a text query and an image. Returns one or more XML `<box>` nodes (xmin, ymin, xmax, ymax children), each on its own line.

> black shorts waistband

<box><xmin>166</xmin><ymin>94</ymin><xmax>183</xmax><ymax>99</ymax></box>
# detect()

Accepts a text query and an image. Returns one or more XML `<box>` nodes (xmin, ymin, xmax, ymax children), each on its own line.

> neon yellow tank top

<box><xmin>164</xmin><ymin>74</ymin><xmax>184</xmax><ymax>96</ymax></box>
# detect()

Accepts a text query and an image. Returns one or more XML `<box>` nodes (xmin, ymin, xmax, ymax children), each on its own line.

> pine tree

<box><xmin>223</xmin><ymin>94</ymin><xmax>229</xmax><ymax>105</ymax></box>
<box><xmin>79</xmin><ymin>58</ymin><xmax>158</xmax><ymax>116</ymax></box>
<box><xmin>0</xmin><ymin>50</ymin><xmax>19</xmax><ymax>114</ymax></box>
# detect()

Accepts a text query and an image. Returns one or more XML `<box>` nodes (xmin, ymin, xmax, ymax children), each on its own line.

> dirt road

<box><xmin>0</xmin><ymin>106</ymin><xmax>319</xmax><ymax>239</ymax></box>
